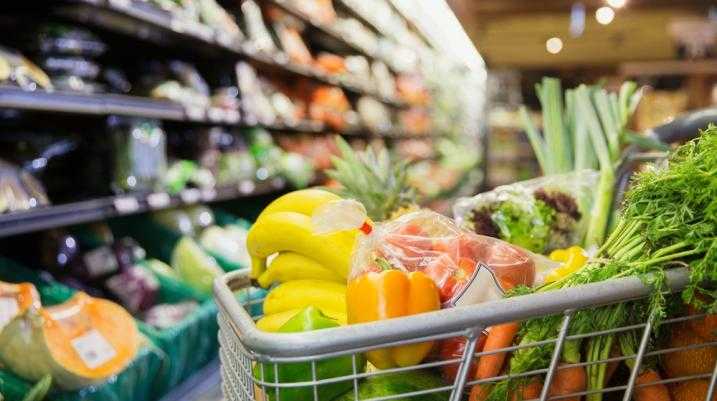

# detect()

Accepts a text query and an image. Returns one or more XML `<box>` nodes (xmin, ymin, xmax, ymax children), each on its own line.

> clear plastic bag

<box><xmin>453</xmin><ymin>170</ymin><xmax>599</xmax><ymax>254</ymax></box>
<box><xmin>350</xmin><ymin>210</ymin><xmax>556</xmax><ymax>306</ymax></box>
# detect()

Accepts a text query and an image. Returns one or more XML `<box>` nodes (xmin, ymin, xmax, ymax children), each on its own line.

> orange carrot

<box><xmin>476</xmin><ymin>322</ymin><xmax>521</xmax><ymax>380</ymax></box>
<box><xmin>634</xmin><ymin>369</ymin><xmax>671</xmax><ymax>401</ymax></box>
<box><xmin>548</xmin><ymin>363</ymin><xmax>586</xmax><ymax>401</ymax></box>
<box><xmin>510</xmin><ymin>379</ymin><xmax>543</xmax><ymax>401</ymax></box>
<box><xmin>468</xmin><ymin>384</ymin><xmax>492</xmax><ymax>401</ymax></box>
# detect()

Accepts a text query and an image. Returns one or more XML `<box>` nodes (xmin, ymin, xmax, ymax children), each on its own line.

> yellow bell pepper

<box><xmin>545</xmin><ymin>246</ymin><xmax>588</xmax><ymax>283</ymax></box>
<box><xmin>346</xmin><ymin>270</ymin><xmax>440</xmax><ymax>369</ymax></box>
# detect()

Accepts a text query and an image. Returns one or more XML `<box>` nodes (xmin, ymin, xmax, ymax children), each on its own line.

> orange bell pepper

<box><xmin>346</xmin><ymin>269</ymin><xmax>440</xmax><ymax>369</ymax></box>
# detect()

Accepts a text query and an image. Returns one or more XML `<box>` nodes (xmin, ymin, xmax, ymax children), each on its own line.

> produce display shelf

<box><xmin>0</xmin><ymin>86</ymin><xmax>241</xmax><ymax>123</ymax></box>
<box><xmin>61</xmin><ymin>0</ymin><xmax>407</xmax><ymax>108</ymax></box>
<box><xmin>0</xmin><ymin>179</ymin><xmax>286</xmax><ymax>238</ymax></box>
<box><xmin>0</xmin><ymin>86</ymin><xmax>428</xmax><ymax>139</ymax></box>
<box><xmin>265</xmin><ymin>0</ymin><xmax>397</xmax><ymax>71</ymax></box>
<box><xmin>157</xmin><ymin>360</ymin><xmax>221</xmax><ymax>401</ymax></box>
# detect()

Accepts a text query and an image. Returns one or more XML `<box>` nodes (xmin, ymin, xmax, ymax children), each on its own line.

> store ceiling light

<box><xmin>607</xmin><ymin>0</ymin><xmax>627</xmax><ymax>8</ymax></box>
<box><xmin>546</xmin><ymin>37</ymin><xmax>564</xmax><ymax>54</ymax></box>
<box><xmin>596</xmin><ymin>6</ymin><xmax>616</xmax><ymax>25</ymax></box>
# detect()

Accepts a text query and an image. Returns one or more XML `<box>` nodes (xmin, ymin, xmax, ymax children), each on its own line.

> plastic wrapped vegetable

<box><xmin>111</xmin><ymin>119</ymin><xmax>167</xmax><ymax>194</ymax></box>
<box><xmin>197</xmin><ymin>0</ymin><xmax>243</xmax><ymax>40</ymax></box>
<box><xmin>0</xmin><ymin>159</ymin><xmax>50</xmax><ymax>214</ymax></box>
<box><xmin>0</xmin><ymin>292</ymin><xmax>140</xmax><ymax>390</ymax></box>
<box><xmin>0</xmin><ymin>46</ymin><xmax>52</xmax><ymax>91</ymax></box>
<box><xmin>241</xmin><ymin>0</ymin><xmax>277</xmax><ymax>53</ymax></box>
<box><xmin>351</xmin><ymin>210</ymin><xmax>550</xmax><ymax>306</ymax></box>
<box><xmin>453</xmin><ymin>170</ymin><xmax>599</xmax><ymax>254</ymax></box>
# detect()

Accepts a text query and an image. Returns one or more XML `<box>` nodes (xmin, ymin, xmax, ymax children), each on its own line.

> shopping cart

<box><xmin>215</xmin><ymin>109</ymin><xmax>717</xmax><ymax>401</ymax></box>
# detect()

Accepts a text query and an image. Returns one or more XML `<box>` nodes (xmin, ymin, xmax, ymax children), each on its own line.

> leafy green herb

<box><xmin>487</xmin><ymin>125</ymin><xmax>717</xmax><ymax>401</ymax></box>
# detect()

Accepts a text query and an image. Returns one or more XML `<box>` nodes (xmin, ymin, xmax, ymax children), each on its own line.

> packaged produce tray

<box><xmin>0</xmin><ymin>258</ymin><xmax>165</xmax><ymax>401</ymax></box>
<box><xmin>214</xmin><ymin>267</ymin><xmax>717</xmax><ymax>401</ymax></box>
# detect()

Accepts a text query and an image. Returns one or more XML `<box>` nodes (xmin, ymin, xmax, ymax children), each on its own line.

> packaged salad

<box><xmin>453</xmin><ymin>170</ymin><xmax>598</xmax><ymax>254</ymax></box>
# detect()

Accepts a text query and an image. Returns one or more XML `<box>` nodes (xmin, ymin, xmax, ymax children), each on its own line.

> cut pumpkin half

<box><xmin>0</xmin><ymin>292</ymin><xmax>140</xmax><ymax>390</ymax></box>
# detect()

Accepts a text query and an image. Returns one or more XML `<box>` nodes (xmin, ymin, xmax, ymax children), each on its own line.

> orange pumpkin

<box><xmin>0</xmin><ymin>292</ymin><xmax>140</xmax><ymax>389</ymax></box>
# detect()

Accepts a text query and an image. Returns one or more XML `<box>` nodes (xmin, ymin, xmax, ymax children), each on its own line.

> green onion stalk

<box><xmin>486</xmin><ymin>126</ymin><xmax>717</xmax><ymax>401</ymax></box>
<box><xmin>520</xmin><ymin>79</ymin><xmax>643</xmax><ymax>249</ymax></box>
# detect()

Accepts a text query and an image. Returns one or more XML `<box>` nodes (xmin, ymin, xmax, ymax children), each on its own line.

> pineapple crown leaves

<box><xmin>327</xmin><ymin>136</ymin><xmax>416</xmax><ymax>221</ymax></box>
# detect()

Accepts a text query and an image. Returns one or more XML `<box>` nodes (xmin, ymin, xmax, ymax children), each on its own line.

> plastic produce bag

<box><xmin>351</xmin><ymin>210</ymin><xmax>555</xmax><ymax>306</ymax></box>
<box><xmin>0</xmin><ymin>159</ymin><xmax>50</xmax><ymax>214</ymax></box>
<box><xmin>0</xmin><ymin>46</ymin><xmax>52</xmax><ymax>91</ymax></box>
<box><xmin>111</xmin><ymin>119</ymin><xmax>167</xmax><ymax>193</ymax></box>
<box><xmin>453</xmin><ymin>170</ymin><xmax>599</xmax><ymax>254</ymax></box>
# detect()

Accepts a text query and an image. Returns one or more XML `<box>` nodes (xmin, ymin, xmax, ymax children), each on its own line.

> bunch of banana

<box><xmin>247</xmin><ymin>189</ymin><xmax>360</xmax><ymax>331</ymax></box>
<box><xmin>256</xmin><ymin>279</ymin><xmax>347</xmax><ymax>331</ymax></box>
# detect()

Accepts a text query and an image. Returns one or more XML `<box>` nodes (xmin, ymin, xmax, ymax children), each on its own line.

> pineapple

<box><xmin>327</xmin><ymin>137</ymin><xmax>417</xmax><ymax>221</ymax></box>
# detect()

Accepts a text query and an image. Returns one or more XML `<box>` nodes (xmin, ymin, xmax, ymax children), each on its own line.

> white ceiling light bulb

<box><xmin>607</xmin><ymin>0</ymin><xmax>627</xmax><ymax>8</ymax></box>
<box><xmin>546</xmin><ymin>37</ymin><xmax>564</xmax><ymax>54</ymax></box>
<box><xmin>596</xmin><ymin>6</ymin><xmax>616</xmax><ymax>25</ymax></box>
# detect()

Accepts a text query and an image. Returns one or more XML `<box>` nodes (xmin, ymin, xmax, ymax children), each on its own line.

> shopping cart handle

<box><xmin>646</xmin><ymin>107</ymin><xmax>717</xmax><ymax>143</ymax></box>
<box><xmin>214</xmin><ymin>268</ymin><xmax>689</xmax><ymax>360</ymax></box>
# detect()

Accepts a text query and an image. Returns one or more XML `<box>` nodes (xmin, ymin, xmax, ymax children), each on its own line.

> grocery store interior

<box><xmin>0</xmin><ymin>0</ymin><xmax>716</xmax><ymax>401</ymax></box>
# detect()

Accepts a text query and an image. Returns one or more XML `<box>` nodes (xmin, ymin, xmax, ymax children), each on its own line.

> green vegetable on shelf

<box><xmin>171</xmin><ymin>237</ymin><xmax>223</xmax><ymax>296</ymax></box>
<box><xmin>21</xmin><ymin>375</ymin><xmax>51</xmax><ymax>401</ymax></box>
<box><xmin>254</xmin><ymin>307</ymin><xmax>365</xmax><ymax>401</ymax></box>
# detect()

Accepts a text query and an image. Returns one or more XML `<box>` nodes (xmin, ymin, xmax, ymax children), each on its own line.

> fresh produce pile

<box><xmin>241</xmin><ymin>117</ymin><xmax>717</xmax><ymax>401</ymax></box>
<box><xmin>470</xmin><ymin>125</ymin><xmax>717</xmax><ymax>401</ymax></box>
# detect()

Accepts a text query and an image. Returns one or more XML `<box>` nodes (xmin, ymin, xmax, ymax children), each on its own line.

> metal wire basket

<box><xmin>214</xmin><ymin>267</ymin><xmax>717</xmax><ymax>401</ymax></box>
<box><xmin>215</xmin><ymin>108</ymin><xmax>717</xmax><ymax>401</ymax></box>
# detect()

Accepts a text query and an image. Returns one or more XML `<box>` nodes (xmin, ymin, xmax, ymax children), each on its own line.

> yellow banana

<box><xmin>256</xmin><ymin>308</ymin><xmax>347</xmax><ymax>332</ymax></box>
<box><xmin>257</xmin><ymin>252</ymin><xmax>345</xmax><ymax>288</ymax></box>
<box><xmin>247</xmin><ymin>212</ymin><xmax>357</xmax><ymax>279</ymax></box>
<box><xmin>263</xmin><ymin>279</ymin><xmax>347</xmax><ymax>316</ymax></box>
<box><xmin>256</xmin><ymin>189</ymin><xmax>341</xmax><ymax>221</ymax></box>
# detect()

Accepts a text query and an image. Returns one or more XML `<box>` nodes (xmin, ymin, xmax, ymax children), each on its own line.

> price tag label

<box><xmin>224</xmin><ymin>110</ymin><xmax>240</xmax><ymax>124</ymax></box>
<box><xmin>185</xmin><ymin>106</ymin><xmax>205</xmax><ymax>121</ymax></box>
<box><xmin>147</xmin><ymin>192</ymin><xmax>170</xmax><ymax>209</ymax></box>
<box><xmin>207</xmin><ymin>107</ymin><xmax>225</xmax><ymax>122</ymax></box>
<box><xmin>114</xmin><ymin>197</ymin><xmax>139</xmax><ymax>214</ymax></box>
<box><xmin>108</xmin><ymin>0</ymin><xmax>131</xmax><ymax>8</ymax></box>
<box><xmin>180</xmin><ymin>188</ymin><xmax>201</xmax><ymax>204</ymax></box>
<box><xmin>239</xmin><ymin>180</ymin><xmax>255</xmax><ymax>194</ymax></box>
<box><xmin>0</xmin><ymin>298</ymin><xmax>19</xmax><ymax>329</ymax></box>
<box><xmin>201</xmin><ymin>188</ymin><xmax>217</xmax><ymax>201</ymax></box>
<box><xmin>71</xmin><ymin>330</ymin><xmax>117</xmax><ymax>369</ymax></box>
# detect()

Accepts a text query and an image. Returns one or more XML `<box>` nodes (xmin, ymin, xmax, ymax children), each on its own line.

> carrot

<box><xmin>634</xmin><ymin>369</ymin><xmax>670</xmax><ymax>401</ymax></box>
<box><xmin>510</xmin><ymin>378</ymin><xmax>543</xmax><ymax>401</ymax></box>
<box><xmin>548</xmin><ymin>363</ymin><xmax>586</xmax><ymax>401</ymax></box>
<box><xmin>476</xmin><ymin>322</ymin><xmax>521</xmax><ymax>379</ymax></box>
<box><xmin>468</xmin><ymin>384</ymin><xmax>492</xmax><ymax>401</ymax></box>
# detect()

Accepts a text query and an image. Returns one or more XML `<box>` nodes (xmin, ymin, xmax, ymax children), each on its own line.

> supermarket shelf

<box><xmin>0</xmin><ymin>86</ymin><xmax>427</xmax><ymax>138</ymax></box>
<box><xmin>619</xmin><ymin>59</ymin><xmax>717</xmax><ymax>77</ymax></box>
<box><xmin>0</xmin><ymin>86</ymin><xmax>242</xmax><ymax>123</ymax></box>
<box><xmin>158</xmin><ymin>359</ymin><xmax>221</xmax><ymax>401</ymax></box>
<box><xmin>60</xmin><ymin>0</ymin><xmax>407</xmax><ymax>107</ymax></box>
<box><xmin>265</xmin><ymin>0</ymin><xmax>396</xmax><ymax>71</ymax></box>
<box><xmin>0</xmin><ymin>179</ymin><xmax>286</xmax><ymax>238</ymax></box>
